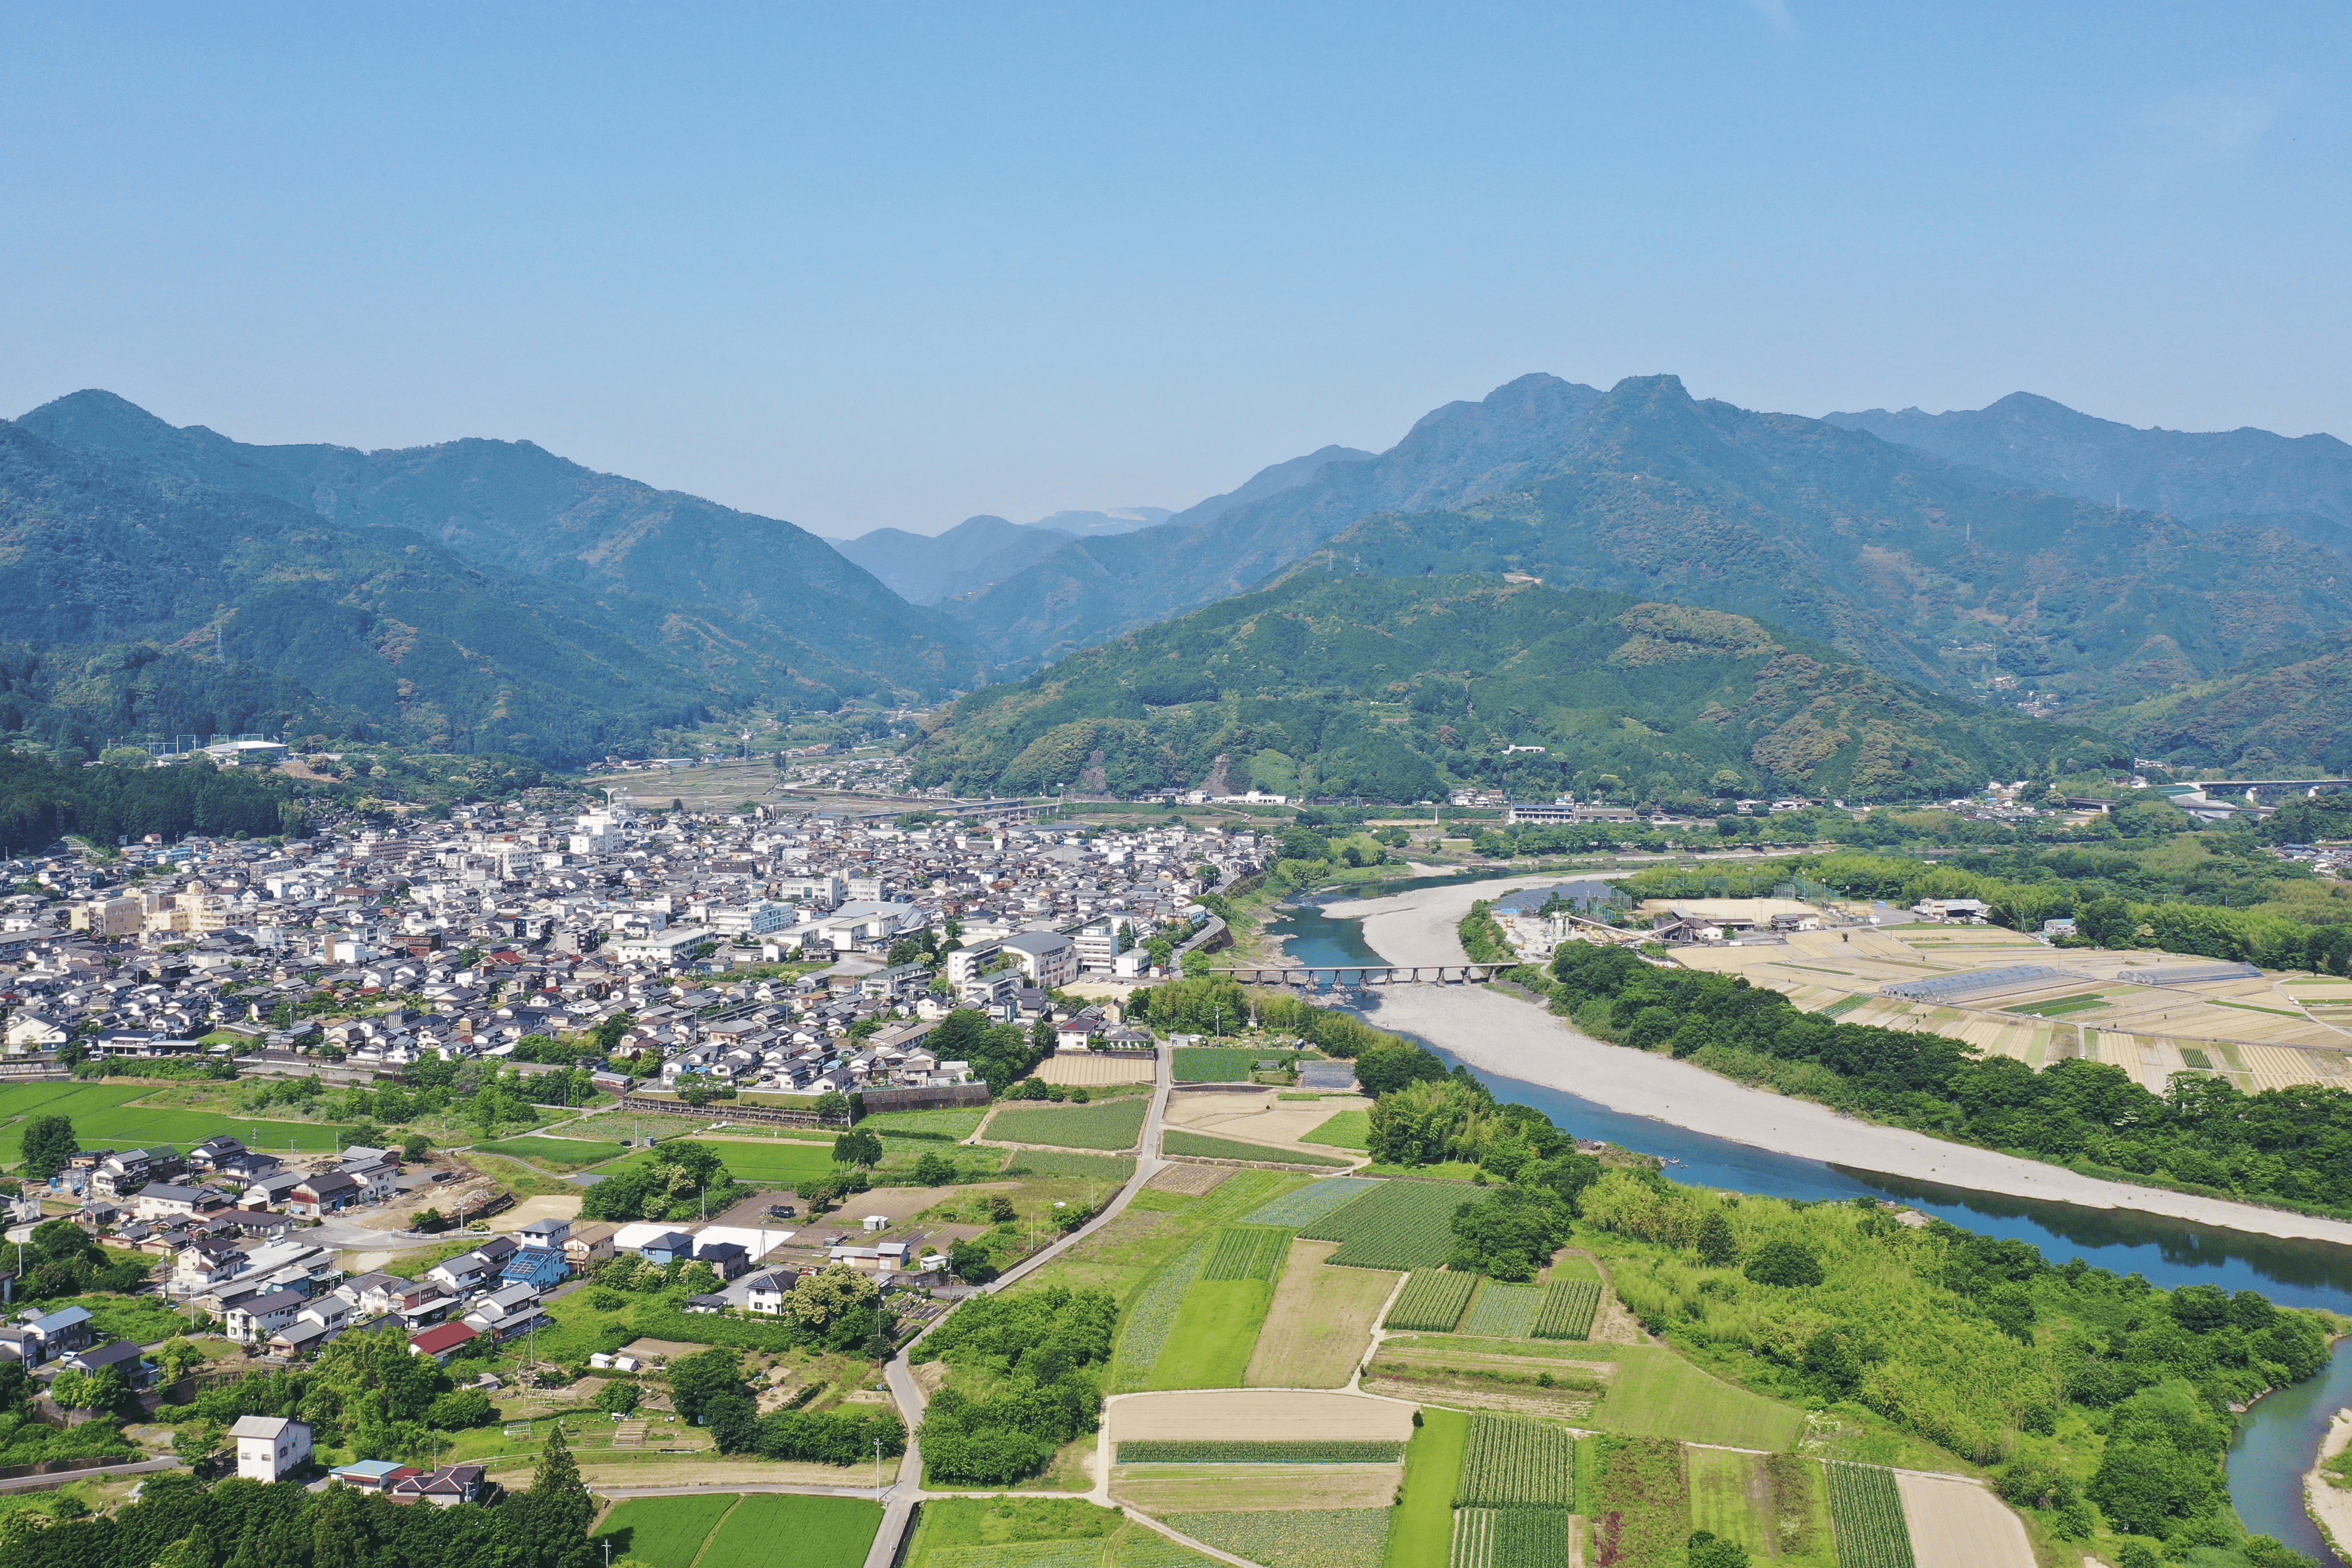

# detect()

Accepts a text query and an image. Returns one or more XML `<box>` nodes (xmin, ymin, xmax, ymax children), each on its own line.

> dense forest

<box><xmin>0</xmin><ymin>753</ymin><xmax>296</xmax><ymax>853</ymax></box>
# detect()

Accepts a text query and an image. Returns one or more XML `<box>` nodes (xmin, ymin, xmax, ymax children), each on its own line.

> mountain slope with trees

<box><xmin>913</xmin><ymin>571</ymin><xmax>2115</xmax><ymax>804</ymax></box>
<box><xmin>15</xmin><ymin>389</ymin><xmax>986</xmax><ymax>705</ymax></box>
<box><xmin>2104</xmin><ymin>632</ymin><xmax>2352</xmax><ymax>774</ymax></box>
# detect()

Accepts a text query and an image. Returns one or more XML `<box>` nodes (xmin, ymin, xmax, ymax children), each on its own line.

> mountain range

<box><xmin>14</xmin><ymin>371</ymin><xmax>2352</xmax><ymax>788</ymax></box>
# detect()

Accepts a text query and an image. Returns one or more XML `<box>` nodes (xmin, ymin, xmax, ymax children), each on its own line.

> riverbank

<box><xmin>1321</xmin><ymin>878</ymin><xmax>2352</xmax><ymax>1249</ymax></box>
<box><xmin>2312</xmin><ymin>1410</ymin><xmax>2352</xmax><ymax>1558</ymax></box>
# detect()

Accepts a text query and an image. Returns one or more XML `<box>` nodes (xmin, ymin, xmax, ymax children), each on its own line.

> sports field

<box><xmin>0</xmin><ymin>1082</ymin><xmax>353</xmax><ymax>1162</ymax></box>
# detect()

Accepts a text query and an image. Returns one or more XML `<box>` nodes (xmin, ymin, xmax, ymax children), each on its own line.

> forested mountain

<box><xmin>16</xmin><ymin>390</ymin><xmax>985</xmax><ymax>705</ymax></box>
<box><xmin>940</xmin><ymin>377</ymin><xmax>1601</xmax><ymax>668</ymax></box>
<box><xmin>1293</xmin><ymin>376</ymin><xmax>2352</xmax><ymax>717</ymax></box>
<box><xmin>912</xmin><ymin>571</ymin><xmax>2114</xmax><ymax>804</ymax></box>
<box><xmin>1826</xmin><ymin>392</ymin><xmax>2352</xmax><ymax>556</ymax></box>
<box><xmin>831</xmin><ymin>515</ymin><xmax>1076</xmax><ymax>604</ymax></box>
<box><xmin>2107</xmin><ymin>633</ymin><xmax>2352</xmax><ymax>775</ymax></box>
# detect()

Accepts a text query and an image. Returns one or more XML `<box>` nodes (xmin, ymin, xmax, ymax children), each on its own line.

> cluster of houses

<box><xmin>1</xmin><ymin>801</ymin><xmax>1257</xmax><ymax>1096</ymax></box>
<box><xmin>227</xmin><ymin>1412</ymin><xmax>488</xmax><ymax>1504</ymax></box>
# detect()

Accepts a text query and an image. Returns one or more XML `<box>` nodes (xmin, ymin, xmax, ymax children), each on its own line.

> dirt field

<box><xmin>486</xmin><ymin>1194</ymin><xmax>585</xmax><ymax>1232</ymax></box>
<box><xmin>1107</xmin><ymin>1390</ymin><xmax>1418</xmax><ymax>1443</ymax></box>
<box><xmin>1894</xmin><ymin>1473</ymin><xmax>2035</xmax><ymax>1568</ymax></box>
<box><xmin>1111</xmin><ymin>1463</ymin><xmax>1404</xmax><ymax>1511</ymax></box>
<box><xmin>1243</xmin><ymin>1240</ymin><xmax>1396</xmax><ymax>1388</ymax></box>
<box><xmin>1145</xmin><ymin>1164</ymin><xmax>1232</xmax><ymax>1196</ymax></box>
<box><xmin>1035</xmin><ymin>1053</ymin><xmax>1157</xmax><ymax>1087</ymax></box>
<box><xmin>1166</xmin><ymin>1089</ymin><xmax>1371</xmax><ymax>1148</ymax></box>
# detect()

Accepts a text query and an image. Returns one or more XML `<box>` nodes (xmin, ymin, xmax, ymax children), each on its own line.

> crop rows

<box><xmin>1302</xmin><ymin>1178</ymin><xmax>1471</xmax><ymax>1270</ymax></box>
<box><xmin>1169</xmin><ymin>1509</ymin><xmax>1392</xmax><ymax>1568</ymax></box>
<box><xmin>1461</xmin><ymin>1282</ymin><xmax>1545</xmax><ymax>1339</ymax></box>
<box><xmin>1823</xmin><ymin>1462</ymin><xmax>1917</xmax><ymax>1568</ymax></box>
<box><xmin>1241</xmin><ymin>1175</ymin><xmax>1380</xmax><ymax>1227</ymax></box>
<box><xmin>1456</xmin><ymin>1414</ymin><xmax>1576</xmax><ymax>1508</ymax></box>
<box><xmin>1451</xmin><ymin>1509</ymin><xmax>1572</xmax><ymax>1568</ymax></box>
<box><xmin>1111</xmin><ymin>1234</ymin><xmax>1212</xmax><ymax>1390</ymax></box>
<box><xmin>1117</xmin><ymin>1439</ymin><xmax>1407</xmax><ymax>1464</ymax></box>
<box><xmin>1201</xmin><ymin>1225</ymin><xmax>1291</xmax><ymax>1281</ymax></box>
<box><xmin>1531</xmin><ymin>1280</ymin><xmax>1602</xmax><ymax>1340</ymax></box>
<box><xmin>1387</xmin><ymin>1270</ymin><xmax>1478</xmax><ymax>1331</ymax></box>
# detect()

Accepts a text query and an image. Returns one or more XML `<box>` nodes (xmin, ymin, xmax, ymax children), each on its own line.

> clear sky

<box><xmin>2</xmin><ymin>3</ymin><xmax>2345</xmax><ymax>537</ymax></box>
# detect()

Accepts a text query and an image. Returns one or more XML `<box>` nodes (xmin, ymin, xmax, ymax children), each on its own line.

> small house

<box><xmin>408</xmin><ymin>1322</ymin><xmax>479</xmax><ymax>1364</ymax></box>
<box><xmin>231</xmin><ymin>1415</ymin><xmax>312</xmax><ymax>1482</ymax></box>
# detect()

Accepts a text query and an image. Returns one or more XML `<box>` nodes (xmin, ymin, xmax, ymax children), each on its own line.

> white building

<box><xmin>232</xmin><ymin>1415</ymin><xmax>311</xmax><ymax>1481</ymax></box>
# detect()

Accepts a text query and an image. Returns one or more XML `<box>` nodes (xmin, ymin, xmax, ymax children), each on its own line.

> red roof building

<box><xmin>408</xmin><ymin>1322</ymin><xmax>479</xmax><ymax>1363</ymax></box>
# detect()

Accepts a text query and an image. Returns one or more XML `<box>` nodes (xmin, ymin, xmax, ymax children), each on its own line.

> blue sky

<box><xmin>2</xmin><ymin>3</ymin><xmax>2345</xmax><ymax>536</ymax></box>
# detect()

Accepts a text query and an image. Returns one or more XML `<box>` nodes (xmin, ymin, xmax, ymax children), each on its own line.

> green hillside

<box><xmin>913</xmin><ymin>573</ymin><xmax>2117</xmax><ymax>803</ymax></box>
<box><xmin>2107</xmin><ymin>631</ymin><xmax>2352</xmax><ymax>773</ymax></box>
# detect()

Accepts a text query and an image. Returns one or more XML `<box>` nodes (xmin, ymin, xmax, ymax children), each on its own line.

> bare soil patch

<box><xmin>1243</xmin><ymin>1240</ymin><xmax>1395</xmax><ymax>1389</ymax></box>
<box><xmin>1108</xmin><ymin>1390</ymin><xmax>1417</xmax><ymax>1443</ymax></box>
<box><xmin>1146</xmin><ymin>1164</ymin><xmax>1233</xmax><ymax>1196</ymax></box>
<box><xmin>1362</xmin><ymin>1374</ymin><xmax>1598</xmax><ymax>1422</ymax></box>
<box><xmin>1894</xmin><ymin>1473</ymin><xmax>2034</xmax><ymax>1568</ymax></box>
<box><xmin>1112</xmin><ymin>1464</ymin><xmax>1403</xmax><ymax>1512</ymax></box>
<box><xmin>1036</xmin><ymin>1053</ymin><xmax>1157</xmax><ymax>1087</ymax></box>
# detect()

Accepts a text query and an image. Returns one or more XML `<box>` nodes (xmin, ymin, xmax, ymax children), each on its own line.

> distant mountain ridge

<box><xmin>940</xmin><ymin>376</ymin><xmax>1604</xmax><ymax>668</ymax></box>
<box><xmin>16</xmin><ymin>390</ymin><xmax>986</xmax><ymax>708</ymax></box>
<box><xmin>1824</xmin><ymin>392</ymin><xmax>2352</xmax><ymax>557</ymax></box>
<box><xmin>831</xmin><ymin>515</ymin><xmax>1077</xmax><ymax>605</ymax></box>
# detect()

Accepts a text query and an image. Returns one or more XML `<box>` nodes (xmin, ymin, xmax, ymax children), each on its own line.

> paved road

<box><xmin>0</xmin><ymin>1456</ymin><xmax>179</xmax><ymax>1494</ymax></box>
<box><xmin>859</xmin><ymin>1047</ymin><xmax>1175</xmax><ymax>1568</ymax></box>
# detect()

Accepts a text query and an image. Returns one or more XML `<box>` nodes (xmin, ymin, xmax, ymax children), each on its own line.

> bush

<box><xmin>1743</xmin><ymin>1239</ymin><xmax>1824</xmax><ymax>1288</ymax></box>
<box><xmin>425</xmin><ymin>1389</ymin><xmax>496</xmax><ymax>1429</ymax></box>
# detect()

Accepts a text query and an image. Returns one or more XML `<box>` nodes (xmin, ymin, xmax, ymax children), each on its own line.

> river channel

<box><xmin>1263</xmin><ymin>888</ymin><xmax>2352</xmax><ymax>1564</ymax></box>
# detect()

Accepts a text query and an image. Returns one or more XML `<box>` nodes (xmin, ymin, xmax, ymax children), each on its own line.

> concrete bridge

<box><xmin>1210</xmin><ymin>963</ymin><xmax>1508</xmax><ymax>987</ymax></box>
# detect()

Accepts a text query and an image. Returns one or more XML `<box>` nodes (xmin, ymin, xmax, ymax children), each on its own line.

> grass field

<box><xmin>1162</xmin><ymin>1130</ymin><xmax>1353</xmax><ymax>1167</ymax></box>
<box><xmin>592</xmin><ymin>1494</ymin><xmax>742</xmax><ymax>1568</ymax></box>
<box><xmin>1299</xmin><ymin>1109</ymin><xmax>1370</xmax><ymax>1150</ymax></box>
<box><xmin>1689</xmin><ymin>1447</ymin><xmax>1769</xmax><ymax>1555</ymax></box>
<box><xmin>905</xmin><ymin>1495</ymin><xmax>1212</xmax><ymax>1568</ymax></box>
<box><xmin>1240</xmin><ymin>1176</ymin><xmax>1379</xmax><ymax>1227</ymax></box>
<box><xmin>1387</xmin><ymin>1405</ymin><xmax>1470</xmax><ymax>1568</ymax></box>
<box><xmin>1147</xmin><ymin>1277</ymin><xmax>1277</xmax><ymax>1390</ymax></box>
<box><xmin>1596</xmin><ymin>1346</ymin><xmax>1804</xmax><ymax>1450</ymax></box>
<box><xmin>1171</xmin><ymin>1048</ymin><xmax>1265</xmax><ymax>1083</ymax></box>
<box><xmin>1003</xmin><ymin>1150</ymin><xmax>1138</xmax><ymax>1180</ymax></box>
<box><xmin>702</xmin><ymin>1494</ymin><xmax>880</xmax><ymax>1568</ymax></box>
<box><xmin>989</xmin><ymin>1098</ymin><xmax>1149</xmax><ymax>1151</ymax></box>
<box><xmin>602</xmin><ymin>1140</ymin><xmax>842</xmax><ymax>1186</ymax></box>
<box><xmin>472</xmin><ymin>1135</ymin><xmax>628</xmax><ymax>1170</ymax></box>
<box><xmin>0</xmin><ymin>1082</ymin><xmax>355</xmax><ymax>1163</ymax></box>
<box><xmin>859</xmin><ymin>1107</ymin><xmax>988</xmax><ymax>1139</ymax></box>
<box><xmin>1244</xmin><ymin>1240</ymin><xmax>1396</xmax><ymax>1388</ymax></box>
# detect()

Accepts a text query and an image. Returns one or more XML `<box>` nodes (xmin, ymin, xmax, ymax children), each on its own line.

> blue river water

<box><xmin>1265</xmin><ymin>888</ymin><xmax>2352</xmax><ymax>1563</ymax></box>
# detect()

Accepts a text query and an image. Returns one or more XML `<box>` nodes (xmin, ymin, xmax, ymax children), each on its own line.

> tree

<box><xmin>19</xmin><ymin>1115</ymin><xmax>77</xmax><ymax>1179</ymax></box>
<box><xmin>782</xmin><ymin>1264</ymin><xmax>880</xmax><ymax>1333</ymax></box>
<box><xmin>813</xmin><ymin>1090</ymin><xmax>853</xmax><ymax>1124</ymax></box>
<box><xmin>595</xmin><ymin>1380</ymin><xmax>641</xmax><ymax>1415</ymax></box>
<box><xmin>913</xmin><ymin>1151</ymin><xmax>957</xmax><ymax>1186</ymax></box>
<box><xmin>832</xmin><ymin>1130</ymin><xmax>883</xmax><ymax>1169</ymax></box>
<box><xmin>948</xmin><ymin>1239</ymin><xmax>998</xmax><ymax>1284</ymax></box>
<box><xmin>399</xmin><ymin>1134</ymin><xmax>429</xmax><ymax>1162</ymax></box>
<box><xmin>1355</xmin><ymin>1041</ymin><xmax>1449</xmax><ymax>1097</ymax></box>
<box><xmin>667</xmin><ymin>1347</ymin><xmax>746</xmax><ymax>1425</ymax></box>
<box><xmin>1695</xmin><ymin>1212</ymin><xmax>1739</xmax><ymax>1267</ymax></box>
<box><xmin>1743</xmin><ymin>1239</ymin><xmax>1824</xmax><ymax>1288</ymax></box>
<box><xmin>425</xmin><ymin>1388</ymin><xmax>496</xmax><ymax>1429</ymax></box>
<box><xmin>1688</xmin><ymin>1533</ymin><xmax>1749</xmax><ymax>1568</ymax></box>
<box><xmin>507</xmin><ymin>1419</ymin><xmax>597</xmax><ymax>1568</ymax></box>
<box><xmin>1449</xmin><ymin>1186</ymin><xmax>1572</xmax><ymax>1281</ymax></box>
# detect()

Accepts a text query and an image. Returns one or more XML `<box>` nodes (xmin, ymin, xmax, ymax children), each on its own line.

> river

<box><xmin>1263</xmin><ymin>889</ymin><xmax>2352</xmax><ymax>1564</ymax></box>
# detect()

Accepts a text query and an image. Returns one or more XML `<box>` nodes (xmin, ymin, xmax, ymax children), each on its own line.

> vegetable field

<box><xmin>1003</xmin><ymin>1149</ymin><xmax>1138</xmax><ymax>1180</ymax></box>
<box><xmin>1300</xmin><ymin>1178</ymin><xmax>1471</xmax><ymax>1270</ymax></box>
<box><xmin>1823</xmin><ymin>1463</ymin><xmax>1917</xmax><ymax>1568</ymax></box>
<box><xmin>1455</xmin><ymin>1414</ymin><xmax>1576</xmax><ymax>1509</ymax></box>
<box><xmin>1168</xmin><ymin>1509</ymin><xmax>1392</xmax><ymax>1568</ymax></box>
<box><xmin>1301</xmin><ymin>1109</ymin><xmax>1371</xmax><ymax>1149</ymax></box>
<box><xmin>988</xmin><ymin>1098</ymin><xmax>1148</xmax><ymax>1150</ymax></box>
<box><xmin>1172</xmin><ymin>1048</ymin><xmax>1265</xmax><ymax>1082</ymax></box>
<box><xmin>1461</xmin><ymin>1283</ymin><xmax>1545</xmax><ymax>1339</ymax></box>
<box><xmin>1587</xmin><ymin>1435</ymin><xmax>1690</xmax><ymax>1568</ymax></box>
<box><xmin>593</xmin><ymin>1494</ymin><xmax>742</xmax><ymax>1568</ymax></box>
<box><xmin>1201</xmin><ymin>1226</ymin><xmax>1292</xmax><ymax>1281</ymax></box>
<box><xmin>1451</xmin><ymin>1509</ymin><xmax>1573</xmax><ymax>1568</ymax></box>
<box><xmin>1531</xmin><ymin>1280</ymin><xmax>1602</xmax><ymax>1341</ymax></box>
<box><xmin>1119</xmin><ymin>1439</ymin><xmax>1405</xmax><ymax>1464</ymax></box>
<box><xmin>1242</xmin><ymin>1176</ymin><xmax>1378</xmax><ymax>1227</ymax></box>
<box><xmin>1387</xmin><ymin>1270</ymin><xmax>1477</xmax><ymax>1332</ymax></box>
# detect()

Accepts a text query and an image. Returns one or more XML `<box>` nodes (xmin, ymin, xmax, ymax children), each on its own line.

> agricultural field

<box><xmin>471</xmin><ymin>1134</ymin><xmax>627</xmax><ymax>1170</ymax></box>
<box><xmin>1300</xmin><ymin>1178</ymin><xmax>1473</xmax><ymax>1269</ymax></box>
<box><xmin>600</xmin><ymin>1139</ymin><xmax>839</xmax><ymax>1186</ymax></box>
<box><xmin>1243</xmin><ymin>1240</ymin><xmax>1397</xmax><ymax>1388</ymax></box>
<box><xmin>1455</xmin><ymin>1414</ymin><xmax>1575</xmax><ymax>1509</ymax></box>
<box><xmin>1386</xmin><ymin>1271</ymin><xmax>1477</xmax><ymax>1333</ymax></box>
<box><xmin>1300</xmin><ymin>1109</ymin><xmax>1371</xmax><ymax>1150</ymax></box>
<box><xmin>1891</xmin><ymin>1472</ymin><xmax>2033</xmax><ymax>1568</ymax></box>
<box><xmin>1164</xmin><ymin>1509</ymin><xmax>1393</xmax><ymax>1568</ymax></box>
<box><xmin>1003</xmin><ymin>1150</ymin><xmax>1138</xmax><ymax>1181</ymax></box>
<box><xmin>701</xmin><ymin>1494</ymin><xmax>881</xmax><ymax>1568</ymax></box>
<box><xmin>1687</xmin><ymin>1448</ymin><xmax>1771</xmax><ymax>1557</ymax></box>
<box><xmin>1146</xmin><ymin>1274</ymin><xmax>1277</xmax><ymax>1390</ymax></box>
<box><xmin>859</xmin><ymin>1107</ymin><xmax>989</xmax><ymax>1139</ymax></box>
<box><xmin>988</xmin><ymin>1098</ymin><xmax>1149</xmax><ymax>1150</ymax></box>
<box><xmin>1824</xmin><ymin>1463</ymin><xmax>1918</xmax><ymax>1568</ymax></box>
<box><xmin>1450</xmin><ymin>1508</ymin><xmax>1574</xmax><ymax>1568</ymax></box>
<box><xmin>1172</xmin><ymin>1048</ymin><xmax>1266</xmax><ymax>1083</ymax></box>
<box><xmin>1036</xmin><ymin>1052</ymin><xmax>1157</xmax><ymax>1087</ymax></box>
<box><xmin>1591</xmin><ymin>1345</ymin><xmax>1804</xmax><ymax>1450</ymax></box>
<box><xmin>1201</xmin><ymin>1225</ymin><xmax>1291</xmax><ymax>1281</ymax></box>
<box><xmin>593</xmin><ymin>1493</ymin><xmax>743</xmax><ymax>1568</ymax></box>
<box><xmin>1118</xmin><ymin>1466</ymin><xmax>1399</xmax><ymax>1515</ymax></box>
<box><xmin>1241</xmin><ymin>1176</ymin><xmax>1378</xmax><ymax>1227</ymax></box>
<box><xmin>1163</xmin><ymin>1130</ymin><xmax>1353</xmax><ymax>1166</ymax></box>
<box><xmin>1109</xmin><ymin>1391</ymin><xmax>1419</xmax><ymax>1446</ymax></box>
<box><xmin>1530</xmin><ymin>1281</ymin><xmax>1601</xmax><ymax>1341</ymax></box>
<box><xmin>1388</xmin><ymin>1405</ymin><xmax>1470</xmax><ymax>1568</ymax></box>
<box><xmin>904</xmin><ymin>1495</ymin><xmax>1218</xmax><ymax>1568</ymax></box>
<box><xmin>1587</xmin><ymin>1435</ymin><xmax>1690</xmax><ymax>1568</ymax></box>
<box><xmin>0</xmin><ymin>1082</ymin><xmax>355</xmax><ymax>1163</ymax></box>
<box><xmin>1460</xmin><ymin>1282</ymin><xmax>1546</xmax><ymax>1340</ymax></box>
<box><xmin>1119</xmin><ymin>1440</ymin><xmax>1405</xmax><ymax>1463</ymax></box>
